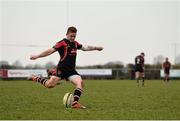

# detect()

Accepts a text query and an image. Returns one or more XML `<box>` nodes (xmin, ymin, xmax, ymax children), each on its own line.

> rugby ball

<box><xmin>63</xmin><ymin>92</ymin><xmax>74</xmax><ymax>108</ymax></box>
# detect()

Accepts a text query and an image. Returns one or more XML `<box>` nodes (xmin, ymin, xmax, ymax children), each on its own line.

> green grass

<box><xmin>0</xmin><ymin>79</ymin><xmax>180</xmax><ymax>120</ymax></box>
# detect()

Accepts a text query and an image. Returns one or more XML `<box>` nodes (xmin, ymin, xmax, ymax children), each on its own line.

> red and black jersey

<box><xmin>163</xmin><ymin>61</ymin><xmax>171</xmax><ymax>70</ymax></box>
<box><xmin>135</xmin><ymin>55</ymin><xmax>144</xmax><ymax>67</ymax></box>
<box><xmin>53</xmin><ymin>38</ymin><xmax>82</xmax><ymax>71</ymax></box>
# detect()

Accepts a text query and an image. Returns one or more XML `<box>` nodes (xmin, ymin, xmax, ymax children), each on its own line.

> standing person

<box><xmin>162</xmin><ymin>57</ymin><xmax>171</xmax><ymax>83</ymax></box>
<box><xmin>135</xmin><ymin>52</ymin><xmax>145</xmax><ymax>86</ymax></box>
<box><xmin>29</xmin><ymin>26</ymin><xmax>103</xmax><ymax>109</ymax></box>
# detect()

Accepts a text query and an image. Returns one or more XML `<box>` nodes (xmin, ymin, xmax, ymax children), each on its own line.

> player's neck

<box><xmin>66</xmin><ymin>38</ymin><xmax>74</xmax><ymax>43</ymax></box>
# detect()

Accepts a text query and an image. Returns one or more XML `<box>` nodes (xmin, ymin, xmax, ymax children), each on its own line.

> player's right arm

<box><xmin>30</xmin><ymin>48</ymin><xmax>56</xmax><ymax>60</ymax></box>
<box><xmin>162</xmin><ymin>62</ymin><xmax>164</xmax><ymax>69</ymax></box>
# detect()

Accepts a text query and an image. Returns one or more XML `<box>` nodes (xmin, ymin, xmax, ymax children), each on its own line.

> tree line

<box><xmin>0</xmin><ymin>59</ymin><xmax>180</xmax><ymax>70</ymax></box>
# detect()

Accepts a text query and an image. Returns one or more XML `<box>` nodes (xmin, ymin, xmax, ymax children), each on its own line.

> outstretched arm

<box><xmin>80</xmin><ymin>45</ymin><xmax>103</xmax><ymax>51</ymax></box>
<box><xmin>30</xmin><ymin>48</ymin><xmax>56</xmax><ymax>60</ymax></box>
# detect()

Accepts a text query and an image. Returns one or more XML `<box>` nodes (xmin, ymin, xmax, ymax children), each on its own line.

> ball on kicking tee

<box><xmin>63</xmin><ymin>92</ymin><xmax>74</xmax><ymax>108</ymax></box>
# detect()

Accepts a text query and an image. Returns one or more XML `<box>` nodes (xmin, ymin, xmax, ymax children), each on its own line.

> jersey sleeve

<box><xmin>75</xmin><ymin>41</ymin><xmax>82</xmax><ymax>49</ymax></box>
<box><xmin>135</xmin><ymin>56</ymin><xmax>137</xmax><ymax>64</ymax></box>
<box><xmin>162</xmin><ymin>62</ymin><xmax>165</xmax><ymax>68</ymax></box>
<box><xmin>53</xmin><ymin>41</ymin><xmax>64</xmax><ymax>50</ymax></box>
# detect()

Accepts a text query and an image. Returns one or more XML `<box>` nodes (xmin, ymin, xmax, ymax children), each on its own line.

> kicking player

<box><xmin>135</xmin><ymin>52</ymin><xmax>145</xmax><ymax>86</ymax></box>
<box><xmin>29</xmin><ymin>26</ymin><xmax>103</xmax><ymax>109</ymax></box>
<box><xmin>162</xmin><ymin>57</ymin><xmax>171</xmax><ymax>83</ymax></box>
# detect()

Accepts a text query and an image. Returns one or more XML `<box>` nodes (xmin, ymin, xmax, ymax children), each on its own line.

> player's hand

<box><xmin>30</xmin><ymin>55</ymin><xmax>39</xmax><ymax>60</ymax></box>
<box><xmin>96</xmin><ymin>46</ymin><xmax>103</xmax><ymax>51</ymax></box>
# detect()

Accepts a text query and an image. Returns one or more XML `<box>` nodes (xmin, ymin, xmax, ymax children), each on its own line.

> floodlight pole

<box><xmin>66</xmin><ymin>0</ymin><xmax>69</xmax><ymax>28</ymax></box>
<box><xmin>173</xmin><ymin>43</ymin><xmax>180</xmax><ymax>65</ymax></box>
<box><xmin>174</xmin><ymin>43</ymin><xmax>177</xmax><ymax>65</ymax></box>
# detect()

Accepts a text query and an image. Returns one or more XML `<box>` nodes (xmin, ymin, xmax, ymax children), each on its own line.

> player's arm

<box><xmin>162</xmin><ymin>63</ymin><xmax>164</xmax><ymax>69</ymax></box>
<box><xmin>80</xmin><ymin>45</ymin><xmax>103</xmax><ymax>51</ymax></box>
<box><xmin>135</xmin><ymin>57</ymin><xmax>137</xmax><ymax>64</ymax></box>
<box><xmin>30</xmin><ymin>48</ymin><xmax>56</xmax><ymax>60</ymax></box>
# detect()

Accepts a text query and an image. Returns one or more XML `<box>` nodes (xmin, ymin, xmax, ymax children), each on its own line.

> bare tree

<box><xmin>0</xmin><ymin>60</ymin><xmax>10</xmax><ymax>69</ymax></box>
<box><xmin>44</xmin><ymin>61</ymin><xmax>56</xmax><ymax>69</ymax></box>
<box><xmin>25</xmin><ymin>64</ymin><xmax>34</xmax><ymax>69</ymax></box>
<box><xmin>175</xmin><ymin>54</ymin><xmax>180</xmax><ymax>64</ymax></box>
<box><xmin>33</xmin><ymin>64</ymin><xmax>43</xmax><ymax>69</ymax></box>
<box><xmin>12</xmin><ymin>60</ymin><xmax>23</xmax><ymax>69</ymax></box>
<box><xmin>153</xmin><ymin>55</ymin><xmax>165</xmax><ymax>65</ymax></box>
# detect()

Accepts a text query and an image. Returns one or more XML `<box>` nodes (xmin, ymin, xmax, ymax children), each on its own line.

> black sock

<box><xmin>73</xmin><ymin>88</ymin><xmax>82</xmax><ymax>102</ymax></box>
<box><xmin>36</xmin><ymin>77</ymin><xmax>48</xmax><ymax>86</ymax></box>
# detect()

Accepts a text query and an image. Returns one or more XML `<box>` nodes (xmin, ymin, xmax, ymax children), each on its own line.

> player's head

<box><xmin>66</xmin><ymin>26</ymin><xmax>77</xmax><ymax>41</ymax></box>
<box><xmin>140</xmin><ymin>52</ymin><xmax>145</xmax><ymax>57</ymax></box>
<box><xmin>165</xmin><ymin>57</ymin><xmax>168</xmax><ymax>61</ymax></box>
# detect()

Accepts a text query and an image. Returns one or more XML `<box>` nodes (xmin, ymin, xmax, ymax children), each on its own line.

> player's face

<box><xmin>66</xmin><ymin>32</ymin><xmax>76</xmax><ymax>41</ymax></box>
<box><xmin>141</xmin><ymin>54</ymin><xmax>145</xmax><ymax>57</ymax></box>
<box><xmin>165</xmin><ymin>58</ymin><xmax>168</xmax><ymax>61</ymax></box>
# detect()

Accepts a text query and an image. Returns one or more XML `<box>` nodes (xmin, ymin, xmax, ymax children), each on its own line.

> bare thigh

<box><xmin>136</xmin><ymin>72</ymin><xmax>140</xmax><ymax>79</ymax></box>
<box><xmin>68</xmin><ymin>75</ymin><xmax>84</xmax><ymax>89</ymax></box>
<box><xmin>45</xmin><ymin>76</ymin><xmax>62</xmax><ymax>88</ymax></box>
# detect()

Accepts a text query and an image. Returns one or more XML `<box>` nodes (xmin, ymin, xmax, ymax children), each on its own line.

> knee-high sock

<box><xmin>73</xmin><ymin>88</ymin><xmax>82</xmax><ymax>102</ymax></box>
<box><xmin>34</xmin><ymin>77</ymin><xmax>48</xmax><ymax>86</ymax></box>
<box><xmin>142</xmin><ymin>77</ymin><xmax>145</xmax><ymax>85</ymax></box>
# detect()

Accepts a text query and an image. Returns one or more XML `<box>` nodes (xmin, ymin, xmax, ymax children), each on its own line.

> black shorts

<box><xmin>164</xmin><ymin>69</ymin><xmax>170</xmax><ymax>75</ymax></box>
<box><xmin>56</xmin><ymin>68</ymin><xmax>80</xmax><ymax>80</ymax></box>
<box><xmin>135</xmin><ymin>65</ymin><xmax>144</xmax><ymax>73</ymax></box>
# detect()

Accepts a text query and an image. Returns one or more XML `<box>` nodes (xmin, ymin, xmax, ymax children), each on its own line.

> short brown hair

<box><xmin>141</xmin><ymin>52</ymin><xmax>145</xmax><ymax>56</ymax></box>
<box><xmin>67</xmin><ymin>26</ymin><xmax>77</xmax><ymax>34</ymax></box>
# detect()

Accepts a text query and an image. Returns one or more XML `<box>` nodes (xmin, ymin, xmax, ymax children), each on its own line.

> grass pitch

<box><xmin>0</xmin><ymin>79</ymin><xmax>180</xmax><ymax>120</ymax></box>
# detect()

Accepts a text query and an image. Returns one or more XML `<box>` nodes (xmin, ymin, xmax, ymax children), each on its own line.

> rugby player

<box><xmin>29</xmin><ymin>26</ymin><xmax>103</xmax><ymax>109</ymax></box>
<box><xmin>135</xmin><ymin>52</ymin><xmax>145</xmax><ymax>86</ymax></box>
<box><xmin>162</xmin><ymin>57</ymin><xmax>171</xmax><ymax>83</ymax></box>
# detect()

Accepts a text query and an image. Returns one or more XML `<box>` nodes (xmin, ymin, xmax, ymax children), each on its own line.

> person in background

<box><xmin>162</xmin><ymin>57</ymin><xmax>171</xmax><ymax>83</ymax></box>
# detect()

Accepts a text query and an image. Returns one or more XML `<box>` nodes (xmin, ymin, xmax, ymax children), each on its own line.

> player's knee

<box><xmin>76</xmin><ymin>79</ymin><xmax>83</xmax><ymax>89</ymax></box>
<box><xmin>45</xmin><ymin>81</ymin><xmax>54</xmax><ymax>88</ymax></box>
<box><xmin>45</xmin><ymin>80</ymin><xmax>56</xmax><ymax>88</ymax></box>
<box><xmin>136</xmin><ymin>75</ymin><xmax>139</xmax><ymax>79</ymax></box>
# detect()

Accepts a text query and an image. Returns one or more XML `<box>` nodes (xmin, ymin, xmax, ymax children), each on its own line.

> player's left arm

<box><xmin>80</xmin><ymin>45</ymin><xmax>103</xmax><ymax>51</ymax></box>
<box><xmin>75</xmin><ymin>41</ymin><xmax>103</xmax><ymax>51</ymax></box>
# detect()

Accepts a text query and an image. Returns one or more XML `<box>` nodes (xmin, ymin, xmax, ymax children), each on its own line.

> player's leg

<box><xmin>163</xmin><ymin>73</ymin><xmax>166</xmax><ymax>82</ymax></box>
<box><xmin>68</xmin><ymin>75</ymin><xmax>86</xmax><ymax>109</ymax></box>
<box><xmin>45</xmin><ymin>76</ymin><xmax>62</xmax><ymax>88</ymax></box>
<box><xmin>164</xmin><ymin>73</ymin><xmax>168</xmax><ymax>83</ymax></box>
<box><xmin>167</xmin><ymin>74</ymin><xmax>170</xmax><ymax>83</ymax></box>
<box><xmin>69</xmin><ymin>75</ymin><xmax>83</xmax><ymax>102</ymax></box>
<box><xmin>167</xmin><ymin>70</ymin><xmax>170</xmax><ymax>83</ymax></box>
<box><xmin>29</xmin><ymin>75</ymin><xmax>61</xmax><ymax>88</ymax></box>
<box><xmin>141</xmin><ymin>72</ymin><xmax>145</xmax><ymax>86</ymax></box>
<box><xmin>167</xmin><ymin>75</ymin><xmax>169</xmax><ymax>83</ymax></box>
<box><xmin>135</xmin><ymin>72</ymin><xmax>140</xmax><ymax>86</ymax></box>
